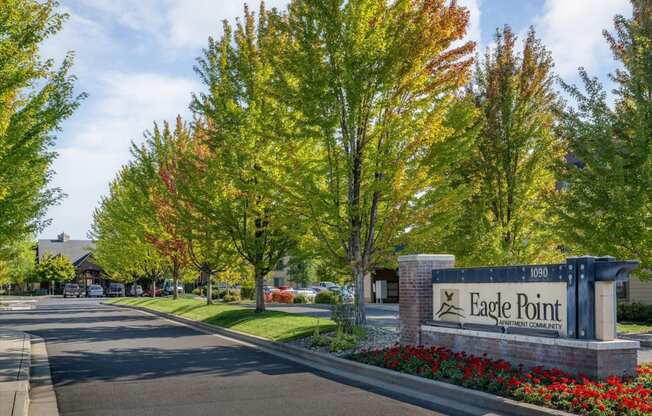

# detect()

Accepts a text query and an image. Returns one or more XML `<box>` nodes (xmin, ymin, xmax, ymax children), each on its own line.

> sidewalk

<box><xmin>0</xmin><ymin>300</ymin><xmax>37</xmax><ymax>311</ymax></box>
<box><xmin>0</xmin><ymin>330</ymin><xmax>30</xmax><ymax>416</ymax></box>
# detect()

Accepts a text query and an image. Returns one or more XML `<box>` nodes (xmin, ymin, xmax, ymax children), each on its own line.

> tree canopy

<box><xmin>0</xmin><ymin>0</ymin><xmax>84</xmax><ymax>251</ymax></box>
<box><xmin>275</xmin><ymin>0</ymin><xmax>476</xmax><ymax>322</ymax></box>
<box><xmin>33</xmin><ymin>253</ymin><xmax>75</xmax><ymax>284</ymax></box>
<box><xmin>440</xmin><ymin>26</ymin><xmax>564</xmax><ymax>266</ymax></box>
<box><xmin>555</xmin><ymin>0</ymin><xmax>652</xmax><ymax>274</ymax></box>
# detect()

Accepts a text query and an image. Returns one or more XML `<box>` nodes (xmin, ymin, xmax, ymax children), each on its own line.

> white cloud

<box><xmin>459</xmin><ymin>0</ymin><xmax>481</xmax><ymax>44</ymax></box>
<box><xmin>166</xmin><ymin>0</ymin><xmax>291</xmax><ymax>49</ymax></box>
<box><xmin>71</xmin><ymin>0</ymin><xmax>291</xmax><ymax>50</ymax></box>
<box><xmin>533</xmin><ymin>0</ymin><xmax>632</xmax><ymax>79</ymax></box>
<box><xmin>41</xmin><ymin>71</ymin><xmax>200</xmax><ymax>239</ymax></box>
<box><xmin>40</xmin><ymin>7</ymin><xmax>114</xmax><ymax>74</ymax></box>
<box><xmin>46</xmin><ymin>148</ymin><xmax>127</xmax><ymax>240</ymax></box>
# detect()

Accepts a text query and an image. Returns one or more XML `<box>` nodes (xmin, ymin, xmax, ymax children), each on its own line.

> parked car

<box><xmin>143</xmin><ymin>287</ymin><xmax>162</xmax><ymax>297</ymax></box>
<box><xmin>86</xmin><ymin>284</ymin><xmax>104</xmax><ymax>298</ymax></box>
<box><xmin>107</xmin><ymin>283</ymin><xmax>125</xmax><ymax>297</ymax></box>
<box><xmin>63</xmin><ymin>283</ymin><xmax>81</xmax><ymax>298</ymax></box>
<box><xmin>129</xmin><ymin>284</ymin><xmax>143</xmax><ymax>297</ymax></box>
<box><xmin>317</xmin><ymin>281</ymin><xmax>337</xmax><ymax>288</ymax></box>
<box><xmin>263</xmin><ymin>285</ymin><xmax>278</xmax><ymax>294</ymax></box>
<box><xmin>294</xmin><ymin>288</ymin><xmax>317</xmax><ymax>301</ymax></box>
<box><xmin>326</xmin><ymin>285</ymin><xmax>341</xmax><ymax>293</ymax></box>
<box><xmin>277</xmin><ymin>285</ymin><xmax>294</xmax><ymax>293</ymax></box>
<box><xmin>162</xmin><ymin>280</ymin><xmax>184</xmax><ymax>296</ymax></box>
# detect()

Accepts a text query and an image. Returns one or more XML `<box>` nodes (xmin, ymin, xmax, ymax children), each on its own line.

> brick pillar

<box><xmin>399</xmin><ymin>254</ymin><xmax>455</xmax><ymax>345</ymax></box>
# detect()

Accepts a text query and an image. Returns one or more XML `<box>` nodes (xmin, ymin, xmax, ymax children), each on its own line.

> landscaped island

<box><xmin>106</xmin><ymin>297</ymin><xmax>335</xmax><ymax>342</ymax></box>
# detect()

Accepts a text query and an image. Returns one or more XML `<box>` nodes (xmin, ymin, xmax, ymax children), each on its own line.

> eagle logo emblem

<box><xmin>435</xmin><ymin>289</ymin><xmax>465</xmax><ymax>319</ymax></box>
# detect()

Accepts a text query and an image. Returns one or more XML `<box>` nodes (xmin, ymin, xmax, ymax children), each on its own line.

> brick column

<box><xmin>399</xmin><ymin>254</ymin><xmax>455</xmax><ymax>345</ymax></box>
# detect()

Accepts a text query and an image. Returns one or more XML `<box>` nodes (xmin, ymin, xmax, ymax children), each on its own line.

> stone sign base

<box><xmin>420</xmin><ymin>325</ymin><xmax>640</xmax><ymax>379</ymax></box>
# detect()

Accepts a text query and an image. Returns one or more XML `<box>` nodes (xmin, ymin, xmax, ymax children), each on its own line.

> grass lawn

<box><xmin>106</xmin><ymin>297</ymin><xmax>335</xmax><ymax>342</ymax></box>
<box><xmin>618</xmin><ymin>322</ymin><xmax>652</xmax><ymax>334</ymax></box>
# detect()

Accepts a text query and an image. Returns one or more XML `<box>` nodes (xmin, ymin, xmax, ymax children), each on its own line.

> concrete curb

<box><xmin>28</xmin><ymin>336</ymin><xmax>58</xmax><ymax>416</ymax></box>
<box><xmin>620</xmin><ymin>334</ymin><xmax>652</xmax><ymax>348</ymax></box>
<box><xmin>108</xmin><ymin>303</ymin><xmax>574</xmax><ymax>416</ymax></box>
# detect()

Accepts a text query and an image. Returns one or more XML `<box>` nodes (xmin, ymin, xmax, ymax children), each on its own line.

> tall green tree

<box><xmin>192</xmin><ymin>5</ymin><xmax>296</xmax><ymax>312</ymax></box>
<box><xmin>556</xmin><ymin>0</ymin><xmax>652</xmax><ymax>273</ymax></box>
<box><xmin>90</xmin><ymin>164</ymin><xmax>168</xmax><ymax>293</ymax></box>
<box><xmin>442</xmin><ymin>26</ymin><xmax>564</xmax><ymax>266</ymax></box>
<box><xmin>0</xmin><ymin>0</ymin><xmax>84</xmax><ymax>250</ymax></box>
<box><xmin>167</xmin><ymin>123</ymin><xmax>241</xmax><ymax>305</ymax></box>
<box><xmin>132</xmin><ymin>119</ymin><xmax>192</xmax><ymax>300</ymax></box>
<box><xmin>276</xmin><ymin>0</ymin><xmax>476</xmax><ymax>323</ymax></box>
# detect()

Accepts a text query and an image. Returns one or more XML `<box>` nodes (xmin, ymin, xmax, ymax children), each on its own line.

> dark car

<box><xmin>107</xmin><ymin>283</ymin><xmax>125</xmax><ymax>297</ymax></box>
<box><xmin>63</xmin><ymin>283</ymin><xmax>81</xmax><ymax>298</ymax></box>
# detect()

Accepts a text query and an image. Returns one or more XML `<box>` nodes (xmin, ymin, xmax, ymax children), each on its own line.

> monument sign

<box><xmin>398</xmin><ymin>254</ymin><xmax>642</xmax><ymax>378</ymax></box>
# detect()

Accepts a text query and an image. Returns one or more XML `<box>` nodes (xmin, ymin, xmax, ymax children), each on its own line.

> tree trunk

<box><xmin>353</xmin><ymin>266</ymin><xmax>366</xmax><ymax>325</ymax></box>
<box><xmin>173</xmin><ymin>265</ymin><xmax>179</xmax><ymax>300</ymax></box>
<box><xmin>255</xmin><ymin>268</ymin><xmax>265</xmax><ymax>313</ymax></box>
<box><xmin>153</xmin><ymin>280</ymin><xmax>157</xmax><ymax>298</ymax></box>
<box><xmin>203</xmin><ymin>268</ymin><xmax>212</xmax><ymax>305</ymax></box>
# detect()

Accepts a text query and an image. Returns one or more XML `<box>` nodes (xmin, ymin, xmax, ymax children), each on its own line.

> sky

<box><xmin>39</xmin><ymin>0</ymin><xmax>633</xmax><ymax>240</ymax></box>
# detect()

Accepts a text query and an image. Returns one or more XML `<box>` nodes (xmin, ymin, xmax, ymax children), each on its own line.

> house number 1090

<box><xmin>530</xmin><ymin>267</ymin><xmax>548</xmax><ymax>279</ymax></box>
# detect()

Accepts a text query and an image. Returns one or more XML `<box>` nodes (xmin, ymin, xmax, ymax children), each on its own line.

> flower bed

<box><xmin>351</xmin><ymin>345</ymin><xmax>652</xmax><ymax>415</ymax></box>
<box><xmin>264</xmin><ymin>291</ymin><xmax>294</xmax><ymax>304</ymax></box>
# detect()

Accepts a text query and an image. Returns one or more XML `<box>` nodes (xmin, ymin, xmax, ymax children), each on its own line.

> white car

<box><xmin>129</xmin><ymin>284</ymin><xmax>143</xmax><ymax>297</ymax></box>
<box><xmin>294</xmin><ymin>288</ymin><xmax>317</xmax><ymax>301</ymax></box>
<box><xmin>87</xmin><ymin>284</ymin><xmax>104</xmax><ymax>298</ymax></box>
<box><xmin>318</xmin><ymin>281</ymin><xmax>337</xmax><ymax>288</ymax></box>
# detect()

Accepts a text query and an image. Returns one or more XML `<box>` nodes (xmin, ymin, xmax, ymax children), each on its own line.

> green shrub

<box><xmin>329</xmin><ymin>328</ymin><xmax>357</xmax><ymax>352</ymax></box>
<box><xmin>351</xmin><ymin>325</ymin><xmax>367</xmax><ymax>339</ymax></box>
<box><xmin>315</xmin><ymin>290</ymin><xmax>340</xmax><ymax>305</ymax></box>
<box><xmin>310</xmin><ymin>334</ymin><xmax>331</xmax><ymax>348</ymax></box>
<box><xmin>223</xmin><ymin>289</ymin><xmax>241</xmax><ymax>303</ymax></box>
<box><xmin>211</xmin><ymin>289</ymin><xmax>222</xmax><ymax>300</ymax></box>
<box><xmin>309</xmin><ymin>320</ymin><xmax>330</xmax><ymax>348</ymax></box>
<box><xmin>618</xmin><ymin>302</ymin><xmax>652</xmax><ymax>323</ymax></box>
<box><xmin>192</xmin><ymin>287</ymin><xmax>202</xmax><ymax>296</ymax></box>
<box><xmin>293</xmin><ymin>294</ymin><xmax>307</xmax><ymax>304</ymax></box>
<box><xmin>241</xmin><ymin>285</ymin><xmax>255</xmax><ymax>300</ymax></box>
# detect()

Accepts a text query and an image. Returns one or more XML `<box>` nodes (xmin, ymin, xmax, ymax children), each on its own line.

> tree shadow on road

<box><xmin>50</xmin><ymin>344</ymin><xmax>300</xmax><ymax>386</ymax></box>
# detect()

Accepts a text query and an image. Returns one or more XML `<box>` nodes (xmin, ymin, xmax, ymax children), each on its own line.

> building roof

<box><xmin>75</xmin><ymin>252</ymin><xmax>103</xmax><ymax>273</ymax></box>
<box><xmin>37</xmin><ymin>234</ymin><xmax>96</xmax><ymax>265</ymax></box>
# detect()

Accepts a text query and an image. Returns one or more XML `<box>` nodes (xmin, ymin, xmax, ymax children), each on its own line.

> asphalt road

<box><xmin>0</xmin><ymin>298</ymin><xmax>447</xmax><ymax>416</ymax></box>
